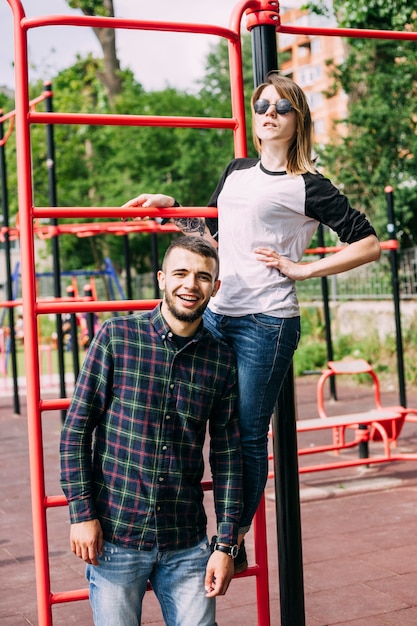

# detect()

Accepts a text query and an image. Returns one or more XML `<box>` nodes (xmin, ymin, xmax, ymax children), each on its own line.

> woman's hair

<box><xmin>163</xmin><ymin>236</ymin><xmax>219</xmax><ymax>280</ymax></box>
<box><xmin>251</xmin><ymin>72</ymin><xmax>316</xmax><ymax>175</ymax></box>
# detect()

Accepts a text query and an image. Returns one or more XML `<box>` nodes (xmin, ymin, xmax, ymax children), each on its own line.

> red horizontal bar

<box><xmin>40</xmin><ymin>398</ymin><xmax>70</xmax><ymax>412</ymax></box>
<box><xmin>29</xmin><ymin>111</ymin><xmax>238</xmax><ymax>130</ymax></box>
<box><xmin>36</xmin><ymin>299</ymin><xmax>160</xmax><ymax>315</ymax></box>
<box><xmin>279</xmin><ymin>24</ymin><xmax>417</xmax><ymax>42</ymax></box>
<box><xmin>22</xmin><ymin>15</ymin><xmax>238</xmax><ymax>42</ymax></box>
<box><xmin>306</xmin><ymin>240</ymin><xmax>398</xmax><ymax>255</ymax></box>
<box><xmin>33</xmin><ymin>207</ymin><xmax>219</xmax><ymax>220</ymax></box>
<box><xmin>50</xmin><ymin>588</ymin><xmax>89</xmax><ymax>605</ymax></box>
<box><xmin>45</xmin><ymin>495</ymin><xmax>67</xmax><ymax>508</ymax></box>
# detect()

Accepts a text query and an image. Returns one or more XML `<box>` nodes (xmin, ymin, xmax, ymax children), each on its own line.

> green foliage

<box><xmin>294</xmin><ymin>304</ymin><xmax>417</xmax><ymax>386</ymax></box>
<box><xmin>332</xmin><ymin>0</ymin><xmax>411</xmax><ymax>30</ymax></box>
<box><xmin>316</xmin><ymin>1</ymin><xmax>417</xmax><ymax>245</ymax></box>
<box><xmin>67</xmin><ymin>0</ymin><xmax>112</xmax><ymax>17</ymax></box>
<box><xmin>2</xmin><ymin>34</ymin><xmax>255</xmax><ymax>274</ymax></box>
<box><xmin>293</xmin><ymin>307</ymin><xmax>327</xmax><ymax>375</ymax></box>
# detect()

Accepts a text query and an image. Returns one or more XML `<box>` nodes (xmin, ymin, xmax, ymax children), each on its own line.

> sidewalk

<box><xmin>2</xmin><ymin>375</ymin><xmax>417</xmax><ymax>625</ymax></box>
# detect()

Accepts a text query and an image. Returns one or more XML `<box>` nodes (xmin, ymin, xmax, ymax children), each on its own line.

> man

<box><xmin>60</xmin><ymin>236</ymin><xmax>242</xmax><ymax>626</ymax></box>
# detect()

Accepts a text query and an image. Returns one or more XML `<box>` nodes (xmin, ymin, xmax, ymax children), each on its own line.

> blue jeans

<box><xmin>204</xmin><ymin>310</ymin><xmax>300</xmax><ymax>532</ymax></box>
<box><xmin>86</xmin><ymin>538</ymin><xmax>215</xmax><ymax>626</ymax></box>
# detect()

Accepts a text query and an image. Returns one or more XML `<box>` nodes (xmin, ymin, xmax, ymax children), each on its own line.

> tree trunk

<box><xmin>72</xmin><ymin>0</ymin><xmax>123</xmax><ymax>105</ymax></box>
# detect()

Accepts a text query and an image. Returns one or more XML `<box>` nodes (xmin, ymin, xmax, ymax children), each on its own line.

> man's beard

<box><xmin>165</xmin><ymin>292</ymin><xmax>206</xmax><ymax>324</ymax></box>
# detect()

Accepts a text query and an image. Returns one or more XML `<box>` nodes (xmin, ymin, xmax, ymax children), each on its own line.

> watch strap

<box><xmin>210</xmin><ymin>535</ymin><xmax>239</xmax><ymax>559</ymax></box>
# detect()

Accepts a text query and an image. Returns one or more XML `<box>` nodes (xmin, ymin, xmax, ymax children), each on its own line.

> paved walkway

<box><xmin>1</xmin><ymin>374</ymin><xmax>417</xmax><ymax>625</ymax></box>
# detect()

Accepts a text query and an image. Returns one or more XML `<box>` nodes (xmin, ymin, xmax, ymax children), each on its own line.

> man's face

<box><xmin>158</xmin><ymin>248</ymin><xmax>220</xmax><ymax>326</ymax></box>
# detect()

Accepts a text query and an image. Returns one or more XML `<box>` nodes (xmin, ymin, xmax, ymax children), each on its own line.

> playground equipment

<box><xmin>5</xmin><ymin>2</ymin><xmax>271</xmax><ymax>625</ymax></box>
<box><xmin>268</xmin><ymin>359</ymin><xmax>417</xmax><ymax>477</ymax></box>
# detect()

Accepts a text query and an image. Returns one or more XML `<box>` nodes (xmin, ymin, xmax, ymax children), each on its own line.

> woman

<box><xmin>124</xmin><ymin>72</ymin><xmax>381</xmax><ymax>573</ymax></box>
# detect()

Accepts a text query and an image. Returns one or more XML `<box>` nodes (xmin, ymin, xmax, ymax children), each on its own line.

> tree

<box><xmin>314</xmin><ymin>0</ymin><xmax>417</xmax><ymax>244</ymax></box>
<box><xmin>67</xmin><ymin>0</ymin><xmax>122</xmax><ymax>104</ymax></box>
<box><xmin>1</xmin><ymin>27</ymin><xmax>257</xmax><ymax>278</ymax></box>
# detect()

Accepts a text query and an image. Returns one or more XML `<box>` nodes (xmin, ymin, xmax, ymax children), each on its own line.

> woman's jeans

<box><xmin>86</xmin><ymin>538</ymin><xmax>215</xmax><ymax>626</ymax></box>
<box><xmin>204</xmin><ymin>310</ymin><xmax>301</xmax><ymax>532</ymax></box>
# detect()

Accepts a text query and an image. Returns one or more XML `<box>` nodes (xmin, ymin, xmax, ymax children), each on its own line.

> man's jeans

<box><xmin>86</xmin><ymin>538</ymin><xmax>215</xmax><ymax>626</ymax></box>
<box><xmin>204</xmin><ymin>310</ymin><xmax>300</xmax><ymax>531</ymax></box>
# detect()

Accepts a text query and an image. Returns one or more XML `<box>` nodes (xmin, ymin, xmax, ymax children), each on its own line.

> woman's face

<box><xmin>254</xmin><ymin>84</ymin><xmax>297</xmax><ymax>147</ymax></box>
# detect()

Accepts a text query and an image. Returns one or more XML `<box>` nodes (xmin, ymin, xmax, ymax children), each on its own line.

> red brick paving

<box><xmin>2</xmin><ymin>375</ymin><xmax>417</xmax><ymax>625</ymax></box>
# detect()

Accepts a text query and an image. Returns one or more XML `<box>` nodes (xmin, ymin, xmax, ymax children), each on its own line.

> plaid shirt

<box><xmin>60</xmin><ymin>305</ymin><xmax>242</xmax><ymax>550</ymax></box>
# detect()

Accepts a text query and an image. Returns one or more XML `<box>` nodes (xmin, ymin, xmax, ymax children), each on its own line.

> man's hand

<box><xmin>70</xmin><ymin>519</ymin><xmax>103</xmax><ymax>566</ymax></box>
<box><xmin>204</xmin><ymin>551</ymin><xmax>234</xmax><ymax>598</ymax></box>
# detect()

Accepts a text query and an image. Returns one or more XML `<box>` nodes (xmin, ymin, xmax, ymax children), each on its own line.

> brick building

<box><xmin>278</xmin><ymin>4</ymin><xmax>348</xmax><ymax>145</ymax></box>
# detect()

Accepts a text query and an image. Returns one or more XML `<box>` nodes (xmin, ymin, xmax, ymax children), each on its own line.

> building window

<box><xmin>308</xmin><ymin>91</ymin><xmax>324</xmax><ymax>111</ymax></box>
<box><xmin>310</xmin><ymin>38</ymin><xmax>321</xmax><ymax>55</ymax></box>
<box><xmin>314</xmin><ymin>119</ymin><xmax>325</xmax><ymax>136</ymax></box>
<box><xmin>297</xmin><ymin>65</ymin><xmax>322</xmax><ymax>87</ymax></box>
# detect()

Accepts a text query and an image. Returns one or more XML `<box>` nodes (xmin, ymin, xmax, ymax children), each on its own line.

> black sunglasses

<box><xmin>253</xmin><ymin>98</ymin><xmax>293</xmax><ymax>115</ymax></box>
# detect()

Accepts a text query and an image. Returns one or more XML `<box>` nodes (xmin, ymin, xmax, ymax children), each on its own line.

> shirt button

<box><xmin>168</xmin><ymin>332</ymin><xmax>173</xmax><ymax>338</ymax></box>
<box><xmin>169</xmin><ymin>383</ymin><xmax>174</xmax><ymax>389</ymax></box>
<box><xmin>156</xmin><ymin>506</ymin><xmax>161</xmax><ymax>512</ymax></box>
<box><xmin>165</xmin><ymin>415</ymin><xmax>171</xmax><ymax>420</ymax></box>
<box><xmin>159</xmin><ymin>477</ymin><xmax>164</xmax><ymax>482</ymax></box>
<box><xmin>162</xmin><ymin>445</ymin><xmax>167</xmax><ymax>451</ymax></box>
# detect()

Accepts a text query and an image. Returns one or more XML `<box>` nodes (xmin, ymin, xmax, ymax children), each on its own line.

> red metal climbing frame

<box><xmin>6</xmin><ymin>1</ymin><xmax>277</xmax><ymax>624</ymax></box>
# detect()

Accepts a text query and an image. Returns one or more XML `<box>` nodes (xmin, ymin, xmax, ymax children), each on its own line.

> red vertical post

<box><xmin>7</xmin><ymin>1</ymin><xmax>53</xmax><ymax>624</ymax></box>
<box><xmin>253</xmin><ymin>495</ymin><xmax>271</xmax><ymax>626</ymax></box>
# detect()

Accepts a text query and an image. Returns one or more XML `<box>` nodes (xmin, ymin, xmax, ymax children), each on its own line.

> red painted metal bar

<box><xmin>30</xmin><ymin>111</ymin><xmax>239</xmax><ymax>130</ymax></box>
<box><xmin>6</xmin><ymin>1</ymin><xmax>53</xmax><ymax>624</ymax></box>
<box><xmin>33</xmin><ymin>206</ymin><xmax>220</xmax><ymax>219</ymax></box>
<box><xmin>21</xmin><ymin>14</ymin><xmax>239</xmax><ymax>39</ymax></box>
<box><xmin>279</xmin><ymin>24</ymin><xmax>417</xmax><ymax>42</ymax></box>
<box><xmin>36</xmin><ymin>299</ymin><xmax>159</xmax><ymax>315</ymax></box>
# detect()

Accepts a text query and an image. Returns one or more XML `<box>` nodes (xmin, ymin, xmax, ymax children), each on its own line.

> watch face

<box><xmin>230</xmin><ymin>544</ymin><xmax>239</xmax><ymax>559</ymax></box>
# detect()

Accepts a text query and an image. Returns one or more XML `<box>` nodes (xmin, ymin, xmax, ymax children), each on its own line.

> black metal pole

<box><xmin>44</xmin><ymin>82</ymin><xmax>66</xmax><ymax>421</ymax></box>
<box><xmin>274</xmin><ymin>365</ymin><xmax>306</xmax><ymax>625</ymax></box>
<box><xmin>66</xmin><ymin>286</ymin><xmax>80</xmax><ymax>380</ymax></box>
<box><xmin>151</xmin><ymin>234</ymin><xmax>160</xmax><ymax>298</ymax></box>
<box><xmin>385</xmin><ymin>186</ymin><xmax>406</xmax><ymax>407</ymax></box>
<box><xmin>0</xmin><ymin>112</ymin><xmax>20</xmax><ymax>414</ymax></box>
<box><xmin>251</xmin><ymin>24</ymin><xmax>280</xmax><ymax>88</ymax></box>
<box><xmin>251</xmin><ymin>19</ymin><xmax>306</xmax><ymax>626</ymax></box>
<box><xmin>83</xmin><ymin>284</ymin><xmax>96</xmax><ymax>349</ymax></box>
<box><xmin>122</xmin><ymin>234</ymin><xmax>133</xmax><ymax>299</ymax></box>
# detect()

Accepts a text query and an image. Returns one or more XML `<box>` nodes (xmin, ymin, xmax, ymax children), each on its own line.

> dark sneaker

<box><xmin>233</xmin><ymin>540</ymin><xmax>248</xmax><ymax>574</ymax></box>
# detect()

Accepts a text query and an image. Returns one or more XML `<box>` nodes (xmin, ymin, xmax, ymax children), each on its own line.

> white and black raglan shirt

<box><xmin>205</xmin><ymin>158</ymin><xmax>377</xmax><ymax>319</ymax></box>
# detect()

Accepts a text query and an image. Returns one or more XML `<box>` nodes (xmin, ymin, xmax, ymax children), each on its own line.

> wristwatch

<box><xmin>210</xmin><ymin>535</ymin><xmax>239</xmax><ymax>559</ymax></box>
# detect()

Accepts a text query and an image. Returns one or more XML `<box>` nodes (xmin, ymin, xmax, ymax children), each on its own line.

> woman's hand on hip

<box><xmin>254</xmin><ymin>247</ymin><xmax>309</xmax><ymax>281</ymax></box>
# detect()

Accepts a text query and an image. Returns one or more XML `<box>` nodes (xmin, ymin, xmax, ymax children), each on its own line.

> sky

<box><xmin>0</xmin><ymin>0</ymin><xmax>257</xmax><ymax>93</ymax></box>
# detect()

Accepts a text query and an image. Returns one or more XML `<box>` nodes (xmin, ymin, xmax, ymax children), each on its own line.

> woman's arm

<box><xmin>254</xmin><ymin>234</ymin><xmax>381</xmax><ymax>281</ymax></box>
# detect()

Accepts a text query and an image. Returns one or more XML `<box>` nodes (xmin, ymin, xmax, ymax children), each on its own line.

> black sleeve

<box><xmin>304</xmin><ymin>172</ymin><xmax>378</xmax><ymax>243</ymax></box>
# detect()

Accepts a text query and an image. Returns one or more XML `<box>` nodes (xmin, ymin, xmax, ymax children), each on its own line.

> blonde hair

<box><xmin>251</xmin><ymin>73</ymin><xmax>316</xmax><ymax>175</ymax></box>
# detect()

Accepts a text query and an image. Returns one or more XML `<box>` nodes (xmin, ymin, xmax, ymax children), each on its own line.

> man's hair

<box><xmin>162</xmin><ymin>236</ymin><xmax>219</xmax><ymax>280</ymax></box>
